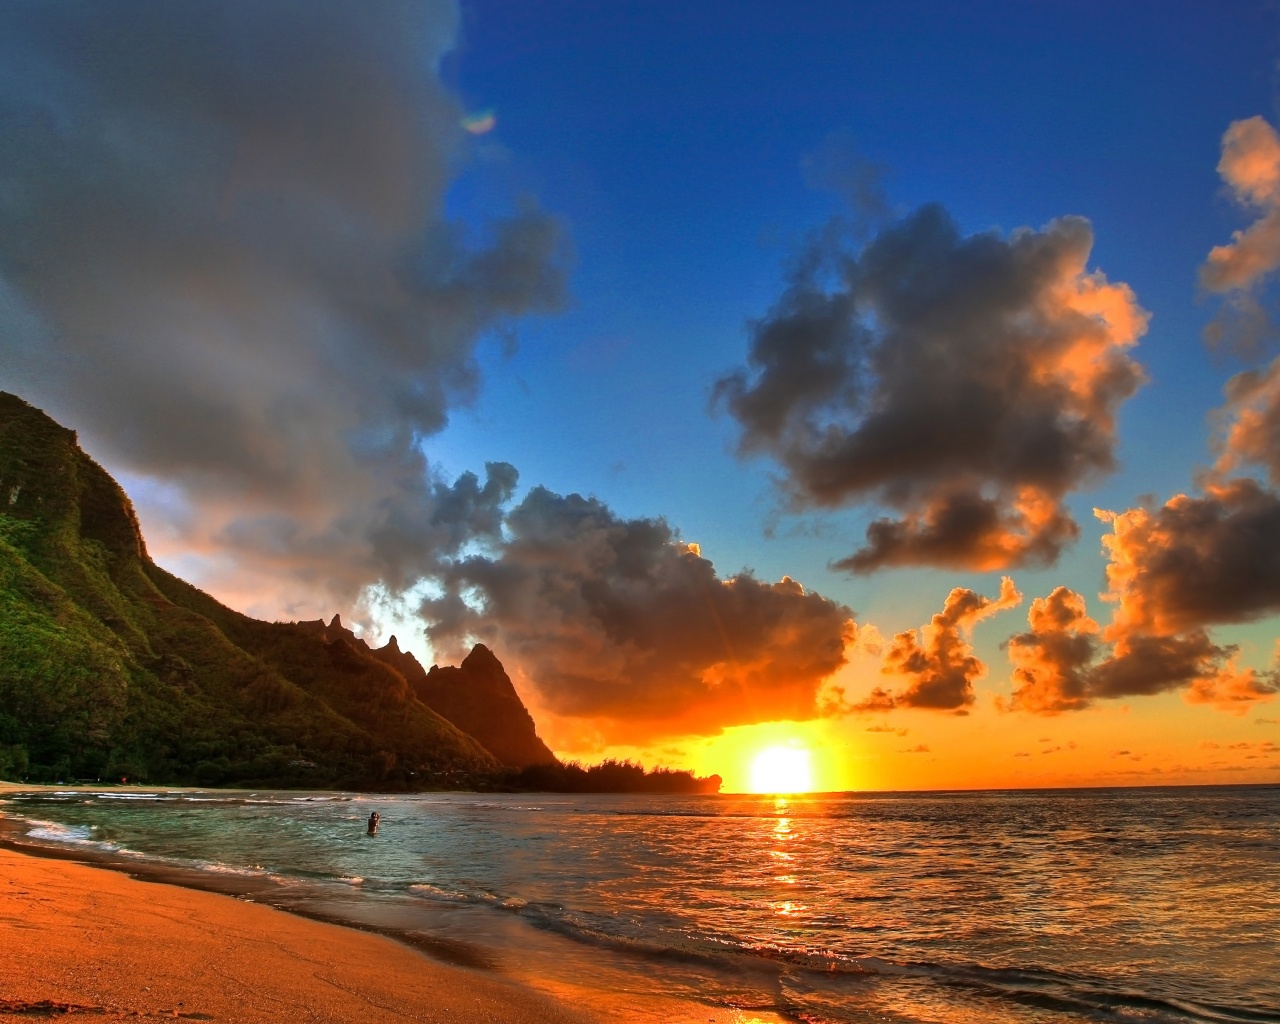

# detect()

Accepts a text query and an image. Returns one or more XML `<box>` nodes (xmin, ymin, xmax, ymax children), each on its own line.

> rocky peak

<box><xmin>462</xmin><ymin>643</ymin><xmax>501</xmax><ymax>672</ymax></box>
<box><xmin>414</xmin><ymin>645</ymin><xmax>557</xmax><ymax>769</ymax></box>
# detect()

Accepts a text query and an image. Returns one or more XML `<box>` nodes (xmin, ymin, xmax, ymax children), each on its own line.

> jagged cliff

<box><xmin>0</xmin><ymin>392</ymin><xmax>508</xmax><ymax>786</ymax></box>
<box><xmin>295</xmin><ymin>617</ymin><xmax>557</xmax><ymax>769</ymax></box>
<box><xmin>410</xmin><ymin>644</ymin><xmax>557</xmax><ymax>768</ymax></box>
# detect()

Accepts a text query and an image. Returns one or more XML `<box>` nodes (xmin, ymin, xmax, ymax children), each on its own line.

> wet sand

<box><xmin>0</xmin><ymin>844</ymin><xmax>599</xmax><ymax>1023</ymax></box>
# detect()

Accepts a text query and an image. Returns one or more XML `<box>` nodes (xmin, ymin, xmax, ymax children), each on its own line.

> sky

<box><xmin>3</xmin><ymin>0</ymin><xmax>1280</xmax><ymax>791</ymax></box>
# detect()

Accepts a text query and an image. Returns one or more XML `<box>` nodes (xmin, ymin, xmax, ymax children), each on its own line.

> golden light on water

<box><xmin>748</xmin><ymin>746</ymin><xmax>813</xmax><ymax>794</ymax></box>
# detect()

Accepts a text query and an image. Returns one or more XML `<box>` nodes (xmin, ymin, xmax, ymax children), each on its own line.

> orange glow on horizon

<box><xmin>540</xmin><ymin>685</ymin><xmax>1280</xmax><ymax>795</ymax></box>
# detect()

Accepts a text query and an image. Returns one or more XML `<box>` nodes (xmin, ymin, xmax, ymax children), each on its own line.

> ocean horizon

<box><xmin>4</xmin><ymin>783</ymin><xmax>1278</xmax><ymax>1024</ymax></box>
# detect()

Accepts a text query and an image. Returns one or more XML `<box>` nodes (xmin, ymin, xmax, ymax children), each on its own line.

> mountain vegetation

<box><xmin>0</xmin><ymin>392</ymin><xmax>510</xmax><ymax>787</ymax></box>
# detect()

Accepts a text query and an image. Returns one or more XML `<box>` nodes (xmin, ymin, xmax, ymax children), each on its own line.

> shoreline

<box><xmin>0</xmin><ymin>792</ymin><xmax>794</xmax><ymax>1024</ymax></box>
<box><xmin>0</xmin><ymin>840</ymin><xmax>599</xmax><ymax>1023</ymax></box>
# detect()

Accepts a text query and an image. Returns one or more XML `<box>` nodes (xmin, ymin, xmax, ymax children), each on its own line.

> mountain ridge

<box><xmin>294</xmin><ymin>615</ymin><xmax>557</xmax><ymax>769</ymax></box>
<box><xmin>0</xmin><ymin>391</ymin><xmax>552</xmax><ymax>786</ymax></box>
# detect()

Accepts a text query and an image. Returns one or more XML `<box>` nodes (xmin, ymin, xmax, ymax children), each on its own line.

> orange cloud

<box><xmin>998</xmin><ymin>492</ymin><xmax>1280</xmax><ymax>714</ymax></box>
<box><xmin>1005</xmin><ymin>401</ymin><xmax>1280</xmax><ymax>720</ymax></box>
<box><xmin>1005</xmin><ymin>587</ymin><xmax>1099</xmax><ymax>713</ymax></box>
<box><xmin>1096</xmin><ymin>482</ymin><xmax>1280</xmax><ymax>636</ymax></box>
<box><xmin>1185</xmin><ymin>665</ymin><xmax>1278</xmax><ymax>714</ymax></box>
<box><xmin>1200</xmin><ymin>116</ymin><xmax>1280</xmax><ymax>352</ymax></box>
<box><xmin>858</xmin><ymin>577</ymin><xmax>1021</xmax><ymax>711</ymax></box>
<box><xmin>1201</xmin><ymin>117</ymin><xmax>1280</xmax><ymax>293</ymax></box>
<box><xmin>1213</xmin><ymin>355</ymin><xmax>1280</xmax><ymax>482</ymax></box>
<box><xmin>717</xmin><ymin>204</ymin><xmax>1147</xmax><ymax>573</ymax></box>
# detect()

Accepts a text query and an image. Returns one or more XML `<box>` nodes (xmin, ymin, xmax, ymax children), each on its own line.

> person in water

<box><xmin>367</xmin><ymin>811</ymin><xmax>380</xmax><ymax>836</ymax></box>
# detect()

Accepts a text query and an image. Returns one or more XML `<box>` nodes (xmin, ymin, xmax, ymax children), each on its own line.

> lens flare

<box><xmin>749</xmin><ymin>746</ymin><xmax>812</xmax><ymax>794</ymax></box>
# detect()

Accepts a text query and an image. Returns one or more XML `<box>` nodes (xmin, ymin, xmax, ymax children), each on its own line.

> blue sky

<box><xmin>435</xmin><ymin>0</ymin><xmax>1277</xmax><ymax>625</ymax></box>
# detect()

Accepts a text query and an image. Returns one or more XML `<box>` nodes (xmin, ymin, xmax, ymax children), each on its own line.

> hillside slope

<box><xmin>0</xmin><ymin>392</ymin><xmax>506</xmax><ymax>787</ymax></box>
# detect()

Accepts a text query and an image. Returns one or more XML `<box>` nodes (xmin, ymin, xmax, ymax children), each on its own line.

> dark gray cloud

<box><xmin>420</xmin><ymin>486</ymin><xmax>856</xmax><ymax>742</ymax></box>
<box><xmin>1002</xmin><ymin>587</ymin><xmax>1275</xmax><ymax>715</ymax></box>
<box><xmin>0</xmin><ymin>0</ymin><xmax>566</xmax><ymax>611</ymax></box>
<box><xmin>801</xmin><ymin>129</ymin><xmax>889</xmax><ymax>232</ymax></box>
<box><xmin>715</xmin><ymin>204</ymin><xmax>1148</xmax><ymax>573</ymax></box>
<box><xmin>1098</xmin><ymin>480</ymin><xmax>1280</xmax><ymax>637</ymax></box>
<box><xmin>1088</xmin><ymin>631</ymin><xmax>1245</xmax><ymax>699</ymax></box>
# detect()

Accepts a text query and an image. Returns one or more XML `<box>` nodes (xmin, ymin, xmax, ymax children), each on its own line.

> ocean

<box><xmin>2</xmin><ymin>785</ymin><xmax>1277</xmax><ymax>1023</ymax></box>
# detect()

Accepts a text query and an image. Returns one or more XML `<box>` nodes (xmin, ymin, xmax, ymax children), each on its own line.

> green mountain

<box><xmin>0</xmin><ymin>391</ymin><xmax>554</xmax><ymax>788</ymax></box>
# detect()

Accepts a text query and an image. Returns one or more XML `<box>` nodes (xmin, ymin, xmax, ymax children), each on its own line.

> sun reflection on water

<box><xmin>768</xmin><ymin>797</ymin><xmax>808</xmax><ymax>918</ymax></box>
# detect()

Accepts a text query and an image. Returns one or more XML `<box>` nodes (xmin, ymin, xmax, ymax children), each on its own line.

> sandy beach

<box><xmin>0</xmin><ymin>842</ymin><xmax>598</xmax><ymax>1023</ymax></box>
<box><xmin>0</xmin><ymin>787</ymin><xmax>796</xmax><ymax>1024</ymax></box>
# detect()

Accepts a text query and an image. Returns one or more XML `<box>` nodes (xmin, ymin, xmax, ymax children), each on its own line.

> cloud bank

<box><xmin>0</xmin><ymin>0</ymin><xmax>566</xmax><ymax>612</ymax></box>
<box><xmin>1004</xmin><ymin>579</ymin><xmax>1275</xmax><ymax>716</ymax></box>
<box><xmin>716</xmin><ymin>204</ymin><xmax>1148</xmax><ymax>573</ymax></box>
<box><xmin>421</xmin><ymin>486</ymin><xmax>856</xmax><ymax>742</ymax></box>
<box><xmin>1005</xmin><ymin>360</ymin><xmax>1280</xmax><ymax>716</ymax></box>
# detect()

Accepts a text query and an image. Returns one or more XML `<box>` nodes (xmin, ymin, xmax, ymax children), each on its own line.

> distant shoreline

<box><xmin>5</xmin><ymin>778</ymin><xmax>1279</xmax><ymax>797</ymax></box>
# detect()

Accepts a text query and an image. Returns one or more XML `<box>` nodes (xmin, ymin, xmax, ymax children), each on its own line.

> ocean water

<box><xmin>2</xmin><ymin>786</ymin><xmax>1278</xmax><ymax>1023</ymax></box>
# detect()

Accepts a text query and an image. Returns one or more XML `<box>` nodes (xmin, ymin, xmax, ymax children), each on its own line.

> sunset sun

<box><xmin>749</xmin><ymin>746</ymin><xmax>813</xmax><ymax>794</ymax></box>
